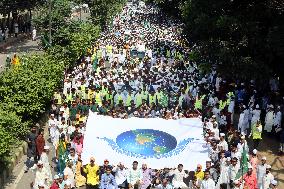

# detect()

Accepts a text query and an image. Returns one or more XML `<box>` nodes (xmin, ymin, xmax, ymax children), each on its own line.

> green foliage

<box><xmin>151</xmin><ymin>0</ymin><xmax>284</xmax><ymax>82</ymax></box>
<box><xmin>87</xmin><ymin>0</ymin><xmax>127</xmax><ymax>27</ymax></box>
<box><xmin>0</xmin><ymin>55</ymin><xmax>65</xmax><ymax>120</ymax></box>
<box><xmin>32</xmin><ymin>0</ymin><xmax>72</xmax><ymax>33</ymax></box>
<box><xmin>0</xmin><ymin>0</ymin><xmax>44</xmax><ymax>14</ymax></box>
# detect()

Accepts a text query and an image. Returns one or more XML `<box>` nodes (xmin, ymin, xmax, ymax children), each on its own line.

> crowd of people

<box><xmin>25</xmin><ymin>1</ymin><xmax>283</xmax><ymax>189</ymax></box>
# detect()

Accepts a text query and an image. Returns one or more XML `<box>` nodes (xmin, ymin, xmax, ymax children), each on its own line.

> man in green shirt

<box><xmin>69</xmin><ymin>101</ymin><xmax>78</xmax><ymax>122</ymax></box>
<box><xmin>90</xmin><ymin>99</ymin><xmax>98</xmax><ymax>112</ymax></box>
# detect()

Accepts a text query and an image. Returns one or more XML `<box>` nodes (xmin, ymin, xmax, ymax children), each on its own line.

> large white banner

<box><xmin>82</xmin><ymin>112</ymin><xmax>209</xmax><ymax>170</ymax></box>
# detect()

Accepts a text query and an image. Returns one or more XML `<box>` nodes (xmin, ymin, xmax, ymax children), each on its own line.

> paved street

<box><xmin>0</xmin><ymin>36</ymin><xmax>41</xmax><ymax>72</ymax></box>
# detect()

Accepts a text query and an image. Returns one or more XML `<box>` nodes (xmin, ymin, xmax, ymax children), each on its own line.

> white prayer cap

<box><xmin>266</xmin><ymin>165</ymin><xmax>271</xmax><ymax>169</ymax></box>
<box><xmin>220</xmin><ymin>133</ymin><xmax>225</xmax><ymax>137</ymax></box>
<box><xmin>65</xmin><ymin>180</ymin><xmax>71</xmax><ymax>186</ymax></box>
<box><xmin>248</xmin><ymin>163</ymin><xmax>253</xmax><ymax>169</ymax></box>
<box><xmin>60</xmin><ymin>107</ymin><xmax>64</xmax><ymax>112</ymax></box>
<box><xmin>243</xmin><ymin>105</ymin><xmax>246</xmax><ymax>108</ymax></box>
<box><xmin>252</xmin><ymin>149</ymin><xmax>257</xmax><ymax>154</ymax></box>
<box><xmin>226</xmin><ymin>157</ymin><xmax>231</xmax><ymax>161</ymax></box>
<box><xmin>270</xmin><ymin>104</ymin><xmax>274</xmax><ymax>108</ymax></box>
<box><xmin>50</xmin><ymin>114</ymin><xmax>54</xmax><ymax>117</ymax></box>
<box><xmin>37</xmin><ymin>160</ymin><xmax>43</xmax><ymax>165</ymax></box>
<box><xmin>54</xmin><ymin>175</ymin><xmax>59</xmax><ymax>179</ymax></box>
<box><xmin>38</xmin><ymin>181</ymin><xmax>45</xmax><ymax>187</ymax></box>
<box><xmin>206</xmin><ymin>158</ymin><xmax>212</xmax><ymax>162</ymax></box>
<box><xmin>271</xmin><ymin>180</ymin><xmax>278</xmax><ymax>185</ymax></box>
<box><xmin>261</xmin><ymin>156</ymin><xmax>267</xmax><ymax>160</ymax></box>
<box><xmin>277</xmin><ymin>105</ymin><xmax>280</xmax><ymax>109</ymax></box>
<box><xmin>233</xmin><ymin>180</ymin><xmax>240</xmax><ymax>185</ymax></box>
<box><xmin>211</xmin><ymin>115</ymin><xmax>216</xmax><ymax>118</ymax></box>
<box><xmin>44</xmin><ymin>145</ymin><xmax>50</xmax><ymax>150</ymax></box>
<box><xmin>256</xmin><ymin>104</ymin><xmax>259</xmax><ymax>109</ymax></box>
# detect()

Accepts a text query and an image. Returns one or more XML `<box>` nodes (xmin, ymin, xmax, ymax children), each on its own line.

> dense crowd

<box><xmin>25</xmin><ymin>1</ymin><xmax>282</xmax><ymax>189</ymax></box>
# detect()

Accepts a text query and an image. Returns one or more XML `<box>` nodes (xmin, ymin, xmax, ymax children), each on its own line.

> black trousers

<box><xmin>253</xmin><ymin>139</ymin><xmax>261</xmax><ymax>149</ymax></box>
<box><xmin>86</xmin><ymin>184</ymin><xmax>98</xmax><ymax>189</ymax></box>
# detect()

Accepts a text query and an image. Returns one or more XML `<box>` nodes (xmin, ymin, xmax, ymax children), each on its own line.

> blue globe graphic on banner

<box><xmin>116</xmin><ymin>129</ymin><xmax>177</xmax><ymax>156</ymax></box>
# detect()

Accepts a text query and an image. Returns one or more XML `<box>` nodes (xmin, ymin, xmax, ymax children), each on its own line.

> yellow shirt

<box><xmin>83</xmin><ymin>164</ymin><xmax>100</xmax><ymax>185</ymax></box>
<box><xmin>195</xmin><ymin>170</ymin><xmax>204</xmax><ymax>180</ymax></box>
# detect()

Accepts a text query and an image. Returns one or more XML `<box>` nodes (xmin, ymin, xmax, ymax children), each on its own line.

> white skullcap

<box><xmin>234</xmin><ymin>180</ymin><xmax>240</xmax><ymax>185</ymax></box>
<box><xmin>266</xmin><ymin>165</ymin><xmax>271</xmax><ymax>169</ymax></box>
<box><xmin>248</xmin><ymin>163</ymin><xmax>253</xmax><ymax>169</ymax></box>
<box><xmin>54</xmin><ymin>175</ymin><xmax>59</xmax><ymax>179</ymax></box>
<box><xmin>226</xmin><ymin>157</ymin><xmax>231</xmax><ymax>161</ymax></box>
<box><xmin>256</xmin><ymin>104</ymin><xmax>259</xmax><ymax>109</ymax></box>
<box><xmin>44</xmin><ymin>145</ymin><xmax>50</xmax><ymax>150</ymax></box>
<box><xmin>262</xmin><ymin>156</ymin><xmax>267</xmax><ymax>160</ymax></box>
<box><xmin>38</xmin><ymin>181</ymin><xmax>45</xmax><ymax>187</ymax></box>
<box><xmin>37</xmin><ymin>160</ymin><xmax>43</xmax><ymax>165</ymax></box>
<box><xmin>271</xmin><ymin>180</ymin><xmax>277</xmax><ymax>185</ymax></box>
<box><xmin>65</xmin><ymin>180</ymin><xmax>71</xmax><ymax>186</ymax></box>
<box><xmin>220</xmin><ymin>133</ymin><xmax>225</xmax><ymax>137</ymax></box>
<box><xmin>206</xmin><ymin>158</ymin><xmax>212</xmax><ymax>162</ymax></box>
<box><xmin>50</xmin><ymin>114</ymin><xmax>54</xmax><ymax>116</ymax></box>
<box><xmin>252</xmin><ymin>149</ymin><xmax>257</xmax><ymax>154</ymax></box>
<box><xmin>241</xmin><ymin>135</ymin><xmax>245</xmax><ymax>139</ymax></box>
<box><xmin>243</xmin><ymin>105</ymin><xmax>246</xmax><ymax>108</ymax></box>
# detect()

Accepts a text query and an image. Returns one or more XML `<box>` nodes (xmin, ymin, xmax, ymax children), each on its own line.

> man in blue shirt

<box><xmin>100</xmin><ymin>166</ymin><xmax>118</xmax><ymax>189</ymax></box>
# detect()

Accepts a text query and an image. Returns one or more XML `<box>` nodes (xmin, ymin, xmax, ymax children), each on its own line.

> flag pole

<box><xmin>241</xmin><ymin>140</ymin><xmax>245</xmax><ymax>185</ymax></box>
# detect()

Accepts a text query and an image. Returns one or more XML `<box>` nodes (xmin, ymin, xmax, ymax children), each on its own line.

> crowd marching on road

<box><xmin>24</xmin><ymin>1</ymin><xmax>283</xmax><ymax>189</ymax></box>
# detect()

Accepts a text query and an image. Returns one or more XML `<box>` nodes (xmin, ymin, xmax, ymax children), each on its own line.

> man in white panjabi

<box><xmin>238</xmin><ymin>105</ymin><xmax>249</xmax><ymax>134</ymax></box>
<box><xmin>274</xmin><ymin>106</ymin><xmax>282</xmax><ymax>130</ymax></box>
<box><xmin>40</xmin><ymin>145</ymin><xmax>52</xmax><ymax>182</ymax></box>
<box><xmin>169</xmin><ymin>164</ymin><xmax>189</xmax><ymax>189</ymax></box>
<box><xmin>251</xmin><ymin>104</ymin><xmax>261</xmax><ymax>126</ymax></box>
<box><xmin>32</xmin><ymin>161</ymin><xmax>51</xmax><ymax>189</ymax></box>
<box><xmin>216</xmin><ymin>157</ymin><xmax>230</xmax><ymax>189</ymax></box>
<box><xmin>257</xmin><ymin>156</ymin><xmax>268</xmax><ymax>189</ymax></box>
<box><xmin>264</xmin><ymin>105</ymin><xmax>275</xmax><ymax>133</ymax></box>
<box><xmin>262</xmin><ymin>165</ymin><xmax>274</xmax><ymax>189</ymax></box>
<box><xmin>200</xmin><ymin>171</ymin><xmax>215</xmax><ymax>189</ymax></box>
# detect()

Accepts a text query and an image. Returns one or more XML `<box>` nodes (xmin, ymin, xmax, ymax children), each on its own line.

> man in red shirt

<box><xmin>243</xmin><ymin>165</ymin><xmax>257</xmax><ymax>189</ymax></box>
<box><xmin>50</xmin><ymin>175</ymin><xmax>60</xmax><ymax>189</ymax></box>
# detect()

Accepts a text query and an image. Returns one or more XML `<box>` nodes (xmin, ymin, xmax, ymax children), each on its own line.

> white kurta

<box><xmin>170</xmin><ymin>170</ymin><xmax>189</xmax><ymax>188</ymax></box>
<box><xmin>229</xmin><ymin>164</ymin><xmax>240</xmax><ymax>181</ymax></box>
<box><xmin>251</xmin><ymin>109</ymin><xmax>261</xmax><ymax>126</ymax></box>
<box><xmin>200</xmin><ymin>178</ymin><xmax>215</xmax><ymax>189</ymax></box>
<box><xmin>265</xmin><ymin>111</ymin><xmax>274</xmax><ymax>132</ymax></box>
<box><xmin>218</xmin><ymin>164</ymin><xmax>230</xmax><ymax>185</ymax></box>
<box><xmin>40</xmin><ymin>152</ymin><xmax>52</xmax><ymax>181</ymax></box>
<box><xmin>274</xmin><ymin>111</ymin><xmax>282</xmax><ymax>128</ymax></box>
<box><xmin>262</xmin><ymin>172</ymin><xmax>274</xmax><ymax>189</ymax></box>
<box><xmin>238</xmin><ymin>110</ymin><xmax>249</xmax><ymax>133</ymax></box>
<box><xmin>257</xmin><ymin>164</ymin><xmax>267</xmax><ymax>186</ymax></box>
<box><xmin>64</xmin><ymin>166</ymin><xmax>76</xmax><ymax>187</ymax></box>
<box><xmin>33</xmin><ymin>167</ymin><xmax>50</xmax><ymax>189</ymax></box>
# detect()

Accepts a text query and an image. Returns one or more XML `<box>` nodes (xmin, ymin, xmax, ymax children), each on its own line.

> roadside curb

<box><xmin>0</xmin><ymin>142</ymin><xmax>27</xmax><ymax>189</ymax></box>
<box><xmin>0</xmin><ymin>113</ymin><xmax>48</xmax><ymax>189</ymax></box>
<box><xmin>0</xmin><ymin>34</ymin><xmax>29</xmax><ymax>53</ymax></box>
